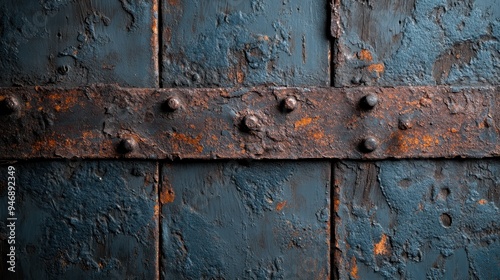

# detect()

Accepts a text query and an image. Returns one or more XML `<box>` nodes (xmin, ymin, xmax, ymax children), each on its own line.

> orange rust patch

<box><xmin>311</xmin><ymin>131</ymin><xmax>324</xmax><ymax>140</ymax></box>
<box><xmin>374</xmin><ymin>234</ymin><xmax>389</xmax><ymax>255</ymax></box>
<box><xmin>358</xmin><ymin>49</ymin><xmax>373</xmax><ymax>61</ymax></box>
<box><xmin>237</xmin><ymin>68</ymin><xmax>245</xmax><ymax>84</ymax></box>
<box><xmin>276</xmin><ymin>201</ymin><xmax>287</xmax><ymax>211</ymax></box>
<box><xmin>47</xmin><ymin>92</ymin><xmax>79</xmax><ymax>112</ymax></box>
<box><xmin>295</xmin><ymin>117</ymin><xmax>318</xmax><ymax>129</ymax></box>
<box><xmin>350</xmin><ymin>256</ymin><xmax>359</xmax><ymax>279</ymax></box>
<box><xmin>478</xmin><ymin>199</ymin><xmax>487</xmax><ymax>205</ymax></box>
<box><xmin>172</xmin><ymin>132</ymin><xmax>203</xmax><ymax>153</ymax></box>
<box><xmin>422</xmin><ymin>135</ymin><xmax>439</xmax><ymax>148</ymax></box>
<box><xmin>367</xmin><ymin>63</ymin><xmax>385</xmax><ymax>76</ymax></box>
<box><xmin>397</xmin><ymin>133</ymin><xmax>439</xmax><ymax>153</ymax></box>
<box><xmin>32</xmin><ymin>139</ymin><xmax>57</xmax><ymax>153</ymax></box>
<box><xmin>334</xmin><ymin>197</ymin><xmax>340</xmax><ymax>212</ymax></box>
<box><xmin>450</xmin><ymin>128</ymin><xmax>459</xmax><ymax>133</ymax></box>
<box><xmin>160</xmin><ymin>186</ymin><xmax>175</xmax><ymax>204</ymax></box>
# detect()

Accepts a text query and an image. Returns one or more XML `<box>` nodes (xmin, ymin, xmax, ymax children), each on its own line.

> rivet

<box><xmin>118</xmin><ymin>137</ymin><xmax>137</xmax><ymax>154</ymax></box>
<box><xmin>398</xmin><ymin>117</ymin><xmax>412</xmax><ymax>130</ymax></box>
<box><xmin>57</xmin><ymin>65</ymin><xmax>70</xmax><ymax>75</ymax></box>
<box><xmin>0</xmin><ymin>96</ymin><xmax>20</xmax><ymax>115</ymax></box>
<box><xmin>282</xmin><ymin>96</ymin><xmax>297</xmax><ymax>112</ymax></box>
<box><xmin>360</xmin><ymin>93</ymin><xmax>378</xmax><ymax>110</ymax></box>
<box><xmin>242</xmin><ymin>115</ymin><xmax>261</xmax><ymax>131</ymax></box>
<box><xmin>360</xmin><ymin>137</ymin><xmax>378</xmax><ymax>153</ymax></box>
<box><xmin>164</xmin><ymin>96</ymin><xmax>181</xmax><ymax>111</ymax></box>
<box><xmin>191</xmin><ymin>73</ymin><xmax>201</xmax><ymax>82</ymax></box>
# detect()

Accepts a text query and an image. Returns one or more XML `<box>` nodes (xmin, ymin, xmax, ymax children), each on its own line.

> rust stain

<box><xmin>311</xmin><ymin>131</ymin><xmax>324</xmax><ymax>140</ymax></box>
<box><xmin>397</xmin><ymin>133</ymin><xmax>440</xmax><ymax>153</ymax></box>
<box><xmin>151</xmin><ymin>0</ymin><xmax>159</xmax><ymax>84</ymax></box>
<box><xmin>374</xmin><ymin>234</ymin><xmax>389</xmax><ymax>255</ymax></box>
<box><xmin>295</xmin><ymin>117</ymin><xmax>318</xmax><ymax>129</ymax></box>
<box><xmin>478</xmin><ymin>199</ymin><xmax>487</xmax><ymax>205</ymax></box>
<box><xmin>46</xmin><ymin>91</ymin><xmax>79</xmax><ymax>112</ymax></box>
<box><xmin>160</xmin><ymin>186</ymin><xmax>175</xmax><ymax>204</ymax></box>
<box><xmin>276</xmin><ymin>201</ymin><xmax>287</xmax><ymax>211</ymax></box>
<box><xmin>172</xmin><ymin>132</ymin><xmax>203</xmax><ymax>153</ymax></box>
<box><xmin>450</xmin><ymin>128</ymin><xmax>459</xmax><ymax>133</ymax></box>
<box><xmin>358</xmin><ymin>49</ymin><xmax>373</xmax><ymax>61</ymax></box>
<box><xmin>32</xmin><ymin>139</ymin><xmax>57</xmax><ymax>153</ymax></box>
<box><xmin>168</xmin><ymin>0</ymin><xmax>180</xmax><ymax>5</ymax></box>
<box><xmin>350</xmin><ymin>256</ymin><xmax>359</xmax><ymax>279</ymax></box>
<box><xmin>334</xmin><ymin>197</ymin><xmax>340</xmax><ymax>212</ymax></box>
<box><xmin>367</xmin><ymin>63</ymin><xmax>385</xmax><ymax>76</ymax></box>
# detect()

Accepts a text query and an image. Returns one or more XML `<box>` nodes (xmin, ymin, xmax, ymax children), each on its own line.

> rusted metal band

<box><xmin>0</xmin><ymin>85</ymin><xmax>499</xmax><ymax>160</ymax></box>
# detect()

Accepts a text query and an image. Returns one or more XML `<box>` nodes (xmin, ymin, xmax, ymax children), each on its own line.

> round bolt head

<box><xmin>398</xmin><ymin>117</ymin><xmax>412</xmax><ymax>130</ymax></box>
<box><xmin>243</xmin><ymin>115</ymin><xmax>260</xmax><ymax>131</ymax></box>
<box><xmin>282</xmin><ymin>96</ymin><xmax>297</xmax><ymax>111</ymax></box>
<box><xmin>0</xmin><ymin>96</ymin><xmax>20</xmax><ymax>115</ymax></box>
<box><xmin>165</xmin><ymin>97</ymin><xmax>181</xmax><ymax>111</ymax></box>
<box><xmin>361</xmin><ymin>93</ymin><xmax>378</xmax><ymax>109</ymax></box>
<box><xmin>118</xmin><ymin>137</ymin><xmax>137</xmax><ymax>154</ymax></box>
<box><xmin>361</xmin><ymin>137</ymin><xmax>378</xmax><ymax>153</ymax></box>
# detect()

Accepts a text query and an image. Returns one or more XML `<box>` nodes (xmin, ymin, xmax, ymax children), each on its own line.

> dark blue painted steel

<box><xmin>0</xmin><ymin>161</ymin><xmax>159</xmax><ymax>279</ymax></box>
<box><xmin>161</xmin><ymin>0</ymin><xmax>330</xmax><ymax>87</ymax></box>
<box><xmin>335</xmin><ymin>160</ymin><xmax>500</xmax><ymax>279</ymax></box>
<box><xmin>335</xmin><ymin>0</ymin><xmax>500</xmax><ymax>87</ymax></box>
<box><xmin>0</xmin><ymin>0</ymin><xmax>158</xmax><ymax>87</ymax></box>
<box><xmin>161</xmin><ymin>161</ymin><xmax>331</xmax><ymax>279</ymax></box>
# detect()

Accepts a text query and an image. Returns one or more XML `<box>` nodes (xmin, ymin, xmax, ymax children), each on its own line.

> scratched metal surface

<box><xmin>333</xmin><ymin>0</ymin><xmax>500</xmax><ymax>87</ymax></box>
<box><xmin>161</xmin><ymin>161</ymin><xmax>331</xmax><ymax>279</ymax></box>
<box><xmin>334</xmin><ymin>160</ymin><xmax>500</xmax><ymax>280</ymax></box>
<box><xmin>0</xmin><ymin>0</ymin><xmax>158</xmax><ymax>87</ymax></box>
<box><xmin>0</xmin><ymin>161</ymin><xmax>159</xmax><ymax>279</ymax></box>
<box><xmin>161</xmin><ymin>0</ymin><xmax>330</xmax><ymax>87</ymax></box>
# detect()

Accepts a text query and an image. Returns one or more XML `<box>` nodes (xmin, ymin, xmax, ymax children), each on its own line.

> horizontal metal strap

<box><xmin>0</xmin><ymin>85</ymin><xmax>499</xmax><ymax>160</ymax></box>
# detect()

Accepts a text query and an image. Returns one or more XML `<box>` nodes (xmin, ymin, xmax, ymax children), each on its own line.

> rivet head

<box><xmin>118</xmin><ymin>137</ymin><xmax>137</xmax><ymax>154</ymax></box>
<box><xmin>164</xmin><ymin>97</ymin><xmax>181</xmax><ymax>111</ymax></box>
<box><xmin>398</xmin><ymin>117</ymin><xmax>412</xmax><ymax>130</ymax></box>
<box><xmin>242</xmin><ymin>115</ymin><xmax>261</xmax><ymax>131</ymax></box>
<box><xmin>360</xmin><ymin>93</ymin><xmax>378</xmax><ymax>110</ymax></box>
<box><xmin>361</xmin><ymin>137</ymin><xmax>378</xmax><ymax>153</ymax></box>
<box><xmin>0</xmin><ymin>96</ymin><xmax>20</xmax><ymax>115</ymax></box>
<box><xmin>282</xmin><ymin>96</ymin><xmax>297</xmax><ymax>111</ymax></box>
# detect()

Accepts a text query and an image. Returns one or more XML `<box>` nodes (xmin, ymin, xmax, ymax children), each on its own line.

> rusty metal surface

<box><xmin>161</xmin><ymin>161</ymin><xmax>330</xmax><ymax>279</ymax></box>
<box><xmin>334</xmin><ymin>160</ymin><xmax>500</xmax><ymax>279</ymax></box>
<box><xmin>333</xmin><ymin>0</ymin><xmax>500</xmax><ymax>87</ymax></box>
<box><xmin>0</xmin><ymin>0</ymin><xmax>158</xmax><ymax>88</ymax></box>
<box><xmin>1</xmin><ymin>85</ymin><xmax>500</xmax><ymax>160</ymax></box>
<box><xmin>161</xmin><ymin>0</ymin><xmax>330</xmax><ymax>87</ymax></box>
<box><xmin>0</xmin><ymin>161</ymin><xmax>159</xmax><ymax>279</ymax></box>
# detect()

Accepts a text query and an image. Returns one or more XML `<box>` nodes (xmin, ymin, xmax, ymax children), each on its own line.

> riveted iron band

<box><xmin>0</xmin><ymin>85</ymin><xmax>499</xmax><ymax>160</ymax></box>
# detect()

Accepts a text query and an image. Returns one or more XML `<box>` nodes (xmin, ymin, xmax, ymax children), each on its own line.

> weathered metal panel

<box><xmin>0</xmin><ymin>0</ymin><xmax>158</xmax><ymax>87</ymax></box>
<box><xmin>161</xmin><ymin>161</ymin><xmax>330</xmax><ymax>279</ymax></box>
<box><xmin>334</xmin><ymin>160</ymin><xmax>500</xmax><ymax>279</ymax></box>
<box><xmin>0</xmin><ymin>161</ymin><xmax>159</xmax><ymax>278</ymax></box>
<box><xmin>2</xmin><ymin>85</ymin><xmax>500</xmax><ymax>160</ymax></box>
<box><xmin>333</xmin><ymin>0</ymin><xmax>500</xmax><ymax>87</ymax></box>
<box><xmin>161</xmin><ymin>0</ymin><xmax>330</xmax><ymax>87</ymax></box>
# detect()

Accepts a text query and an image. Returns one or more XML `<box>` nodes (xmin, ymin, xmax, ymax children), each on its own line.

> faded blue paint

<box><xmin>336</xmin><ymin>0</ymin><xmax>500</xmax><ymax>86</ymax></box>
<box><xmin>162</xmin><ymin>0</ymin><xmax>330</xmax><ymax>87</ymax></box>
<box><xmin>335</xmin><ymin>160</ymin><xmax>500</xmax><ymax>279</ymax></box>
<box><xmin>0</xmin><ymin>161</ymin><xmax>158</xmax><ymax>278</ymax></box>
<box><xmin>161</xmin><ymin>161</ymin><xmax>330</xmax><ymax>279</ymax></box>
<box><xmin>0</xmin><ymin>0</ymin><xmax>157</xmax><ymax>87</ymax></box>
